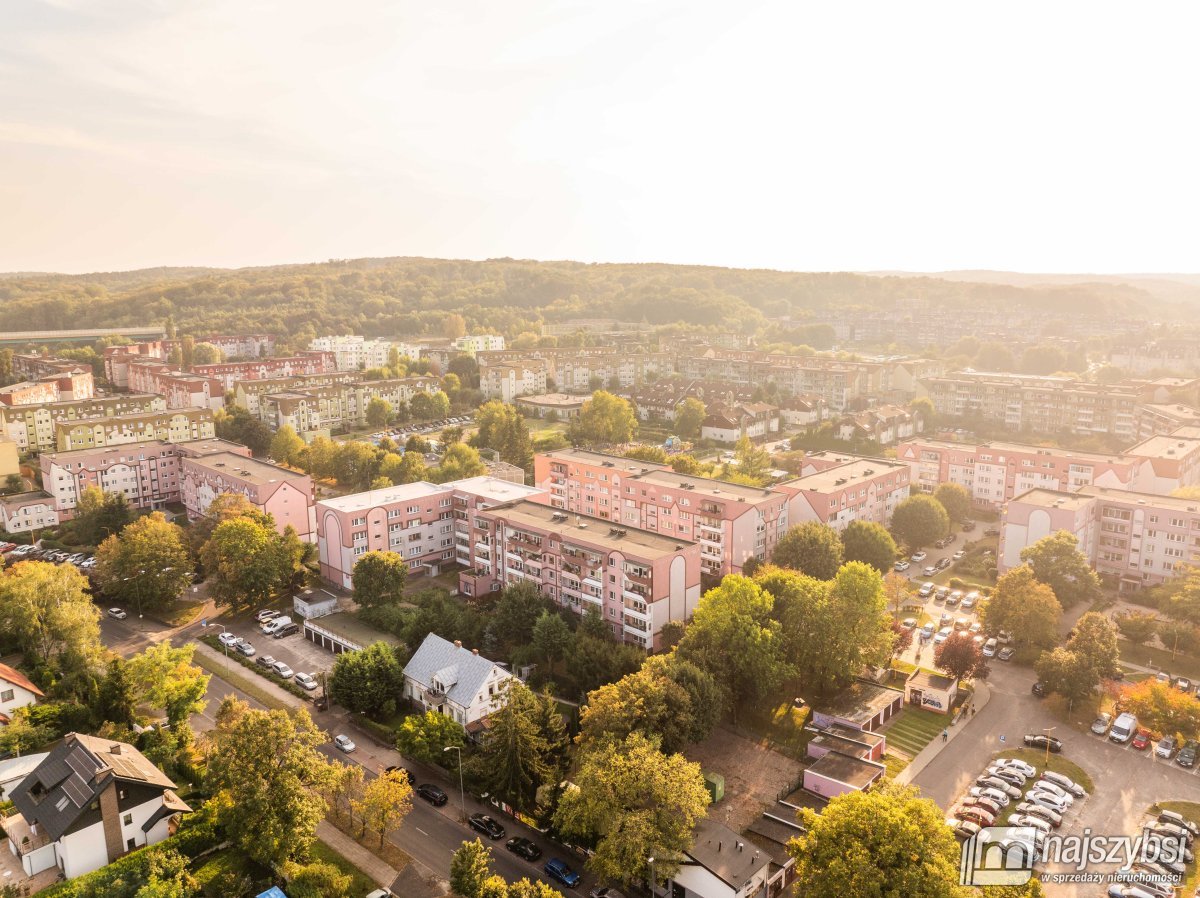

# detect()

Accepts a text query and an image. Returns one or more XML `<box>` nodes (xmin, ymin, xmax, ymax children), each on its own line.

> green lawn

<box><xmin>1152</xmin><ymin>801</ymin><xmax>1200</xmax><ymax>893</ymax></box>
<box><xmin>310</xmin><ymin>839</ymin><xmax>379</xmax><ymax>895</ymax></box>
<box><xmin>739</xmin><ymin>698</ymin><xmax>814</xmax><ymax>762</ymax></box>
<box><xmin>1119</xmin><ymin>638</ymin><xmax>1200</xmax><ymax>680</ymax></box>
<box><xmin>191</xmin><ymin>843</ymin><xmax>375</xmax><ymax>898</ymax></box>
<box><xmin>883</xmin><ymin>707</ymin><xmax>948</xmax><ymax>759</ymax></box>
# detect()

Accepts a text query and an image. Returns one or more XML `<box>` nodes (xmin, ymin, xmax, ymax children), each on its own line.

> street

<box><xmin>100</xmin><ymin>611</ymin><xmax>592</xmax><ymax>896</ymax></box>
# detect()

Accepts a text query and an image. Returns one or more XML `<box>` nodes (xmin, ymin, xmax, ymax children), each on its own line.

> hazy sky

<box><xmin>4</xmin><ymin>1</ymin><xmax>1200</xmax><ymax>274</ymax></box>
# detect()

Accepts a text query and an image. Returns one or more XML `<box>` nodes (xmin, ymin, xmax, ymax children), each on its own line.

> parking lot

<box><xmin>203</xmin><ymin>612</ymin><xmax>337</xmax><ymax>685</ymax></box>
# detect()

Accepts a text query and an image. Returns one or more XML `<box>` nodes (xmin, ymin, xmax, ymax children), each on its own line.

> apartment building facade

<box><xmin>920</xmin><ymin>372</ymin><xmax>1139</xmax><ymax>438</ymax></box>
<box><xmin>1000</xmin><ymin>486</ymin><xmax>1200</xmax><ymax>589</ymax></box>
<box><xmin>257</xmin><ymin>376</ymin><xmax>440</xmax><ymax>438</ymax></box>
<box><xmin>232</xmin><ymin>371</ymin><xmax>360</xmax><ymax>415</ymax></box>
<box><xmin>453</xmin><ymin>334</ymin><xmax>506</xmax><ymax>356</ymax></box>
<box><xmin>0</xmin><ymin>394</ymin><xmax>167</xmax><ymax>453</ymax></box>
<box><xmin>188</xmin><ymin>351</ymin><xmax>337</xmax><ymax>389</ymax></box>
<box><xmin>0</xmin><ymin>380</ymin><xmax>59</xmax><ymax>407</ymax></box>
<box><xmin>316</xmin><ymin>476</ymin><xmax>545</xmax><ymax>588</ymax></box>
<box><xmin>309</xmin><ymin>335</ymin><xmax>422</xmax><ymax>370</ymax></box>
<box><xmin>531</xmin><ymin>449</ymin><xmax>789</xmax><ymax>577</ymax></box>
<box><xmin>0</xmin><ymin>492</ymin><xmax>58</xmax><ymax>533</ymax></box>
<box><xmin>8</xmin><ymin>357</ymin><xmax>94</xmax><ymax>403</ymax></box>
<box><xmin>700</xmin><ymin>402</ymin><xmax>781</xmax><ymax>443</ymax></box>
<box><xmin>777</xmin><ymin>458</ymin><xmax>911</xmax><ymax>532</ymax></box>
<box><xmin>836</xmin><ymin>404</ymin><xmax>923</xmax><ymax>445</ymax></box>
<box><xmin>1124</xmin><ymin>433</ymin><xmax>1200</xmax><ymax>494</ymax></box>
<box><xmin>178</xmin><ymin>451</ymin><xmax>316</xmax><ymax>540</ymax></box>
<box><xmin>458</xmin><ymin>499</ymin><xmax>702</xmax><ymax>649</ymax></box>
<box><xmin>895</xmin><ymin>438</ymin><xmax>1148</xmax><ymax>508</ymax></box>
<box><xmin>480</xmin><ymin>361</ymin><xmax>549</xmax><ymax>402</ymax></box>
<box><xmin>1136</xmin><ymin>403</ymin><xmax>1200</xmax><ymax>438</ymax></box>
<box><xmin>126</xmin><ymin>360</ymin><xmax>225</xmax><ymax>410</ymax></box>
<box><xmin>55</xmin><ymin>408</ymin><xmax>215</xmax><ymax>451</ymax></box>
<box><xmin>477</xmin><ymin>349</ymin><xmax>671</xmax><ymax>394</ymax></box>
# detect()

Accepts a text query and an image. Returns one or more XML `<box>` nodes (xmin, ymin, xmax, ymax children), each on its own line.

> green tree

<box><xmin>932</xmin><ymin>482</ymin><xmax>972</xmax><ymax>524</ymax></box>
<box><xmin>411</xmin><ymin>389</ymin><xmax>451</xmax><ymax>420</ymax></box>
<box><xmin>1019</xmin><ymin>530</ymin><xmax>1101</xmax><ymax>609</ymax></box>
<box><xmin>568</xmin><ymin>391</ymin><xmax>638</xmax><ymax>446</ymax></box>
<box><xmin>759</xmin><ymin>563</ymin><xmax>893</xmax><ymax>696</ymax></box>
<box><xmin>352</xmin><ymin>551</ymin><xmax>408</xmax><ymax>607</ymax></box>
<box><xmin>366</xmin><ymin>397</ymin><xmax>393</xmax><ymax>428</ymax></box>
<box><xmin>1120</xmin><ymin>678</ymin><xmax>1200</xmax><ymax>740</ymax></box>
<box><xmin>395</xmin><ymin>710</ymin><xmax>465</xmax><ymax>764</ymax></box>
<box><xmin>1021</xmin><ymin>344</ymin><xmax>1068</xmax><ymax>375</ymax></box>
<box><xmin>553</xmin><ymin>733</ymin><xmax>710</xmax><ymax>886</ymax></box>
<box><xmin>0</xmin><ymin>707</ymin><xmax>54</xmax><ymax>757</ymax></box>
<box><xmin>351</xmin><ymin>768</ymin><xmax>413</xmax><ymax>848</ymax></box>
<box><xmin>332</xmin><ymin>441</ymin><xmax>379</xmax><ymax>490</ymax></box>
<box><xmin>391</xmin><ymin>450</ymin><xmax>430</xmax><ymax>484</ymax></box>
<box><xmin>974</xmin><ymin>342</ymin><xmax>1015</xmax><ymax>371</ymax></box>
<box><xmin>206</xmin><ymin>703</ymin><xmax>337</xmax><ymax>869</ymax></box>
<box><xmin>933</xmin><ymin>631</ymin><xmax>985</xmax><ymax>681</ymax></box>
<box><xmin>676</xmin><ymin>575</ymin><xmax>790</xmax><ymax>713</ymax></box>
<box><xmin>468</xmin><ymin>681</ymin><xmax>557</xmax><ymax>812</ymax></box>
<box><xmin>732</xmin><ymin>434</ymin><xmax>772</xmax><ymax>482</ymax></box>
<box><xmin>97</xmin><ymin>658</ymin><xmax>138</xmax><ymax>727</ymax></box>
<box><xmin>909</xmin><ymin>396</ymin><xmax>935</xmax><ymax>425</ymax></box>
<box><xmin>771</xmin><ymin>522</ymin><xmax>844</xmax><ymax>580</ymax></box>
<box><xmin>450</xmin><ymin>839</ymin><xmax>494</xmax><ymax>898</ymax></box>
<box><xmin>980</xmin><ymin>566</ymin><xmax>1062</xmax><ymax>650</ymax></box>
<box><xmin>270</xmin><ymin>425</ymin><xmax>306</xmax><ymax>465</ymax></box>
<box><xmin>1035</xmin><ymin>647</ymin><xmax>1098</xmax><ymax>706</ymax></box>
<box><xmin>0</xmin><ymin>560</ymin><xmax>103</xmax><ymax>679</ymax></box>
<box><xmin>188</xmin><ymin>490</ymin><xmax>275</xmax><ymax>554</ymax></box>
<box><xmin>92</xmin><ymin>513</ymin><xmax>193</xmax><ymax>614</ymax></box>
<box><xmin>471</xmin><ymin>401</ymin><xmax>534</xmax><ymax>468</ymax></box>
<box><xmin>126</xmin><ymin>642</ymin><xmax>210</xmax><ymax>729</ymax></box>
<box><xmin>436</xmin><ymin>442</ymin><xmax>487</xmax><ymax>481</ymax></box>
<box><xmin>71</xmin><ymin>484</ymin><xmax>134</xmax><ymax>546</ymax></box>
<box><xmin>1160</xmin><ymin>567</ymin><xmax>1200</xmax><ymax>625</ymax></box>
<box><xmin>674</xmin><ymin>397</ymin><xmax>706</xmax><ymax>439</ymax></box>
<box><xmin>1065</xmin><ymin>611</ymin><xmax>1119</xmax><ymax>679</ymax></box>
<box><xmin>788</xmin><ymin>780</ymin><xmax>968</xmax><ymax>898</ymax></box>
<box><xmin>840</xmin><ymin>519</ymin><xmax>897</xmax><ymax>574</ymax></box>
<box><xmin>530</xmin><ymin>611</ymin><xmax>573</xmax><ymax>669</ymax></box>
<box><xmin>1115</xmin><ymin>611</ymin><xmax>1158</xmax><ymax>645</ymax></box>
<box><xmin>191</xmin><ymin>341</ymin><xmax>224</xmax><ymax>364</ymax></box>
<box><xmin>328</xmin><ymin>642</ymin><xmax>405</xmax><ymax>716</ymax></box>
<box><xmin>200</xmin><ymin>517</ymin><xmax>297</xmax><ymax>610</ymax></box>
<box><xmin>181</xmin><ymin>334</ymin><xmax>195</xmax><ymax>368</ymax></box>
<box><xmin>488</xmin><ymin>582</ymin><xmax>555</xmax><ymax>651</ymax></box>
<box><xmin>890</xmin><ymin>494</ymin><xmax>950</xmax><ymax>549</ymax></box>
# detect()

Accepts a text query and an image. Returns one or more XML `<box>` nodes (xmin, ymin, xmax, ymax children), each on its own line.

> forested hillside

<box><xmin>0</xmin><ymin>256</ymin><xmax>1160</xmax><ymax>342</ymax></box>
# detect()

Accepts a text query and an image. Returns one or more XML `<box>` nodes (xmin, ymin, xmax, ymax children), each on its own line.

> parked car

<box><xmin>894</xmin><ymin>561</ymin><xmax>910</xmax><ymax>572</ymax></box>
<box><xmin>1091</xmin><ymin>712</ymin><xmax>1113</xmax><ymax>735</ymax></box>
<box><xmin>953</xmin><ymin>549</ymin><xmax>965</xmax><ymax>560</ymax></box>
<box><xmin>962</xmin><ymin>520</ymin><xmax>976</xmax><ymax>532</ymax></box>
<box><xmin>995</xmin><ymin>758</ymin><xmax>1037</xmax><ymax>777</ymax></box>
<box><xmin>934</xmin><ymin>627</ymin><xmax>953</xmax><ymax>644</ymax></box>
<box><xmin>1109</xmin><ymin>871</ymin><xmax>1176</xmax><ymax>898</ymax></box>
<box><xmin>1142</xmin><ymin>834</ymin><xmax>1194</xmax><ymax>863</ymax></box>
<box><xmin>1178</xmin><ymin>741</ymin><xmax>1198</xmax><ymax>768</ymax></box>
<box><xmin>468</xmin><ymin>813</ymin><xmax>506</xmax><ymax>840</ymax></box>
<box><xmin>1131</xmin><ymin>728</ymin><xmax>1153</xmax><ymax>750</ymax></box>
<box><xmin>1009</xmin><ymin>814</ymin><xmax>1052</xmax><ymax>834</ymax></box>
<box><xmin>1013</xmin><ymin>801</ymin><xmax>1062</xmax><ymax>828</ymax></box>
<box><xmin>505</xmin><ymin>837</ymin><xmax>542</xmax><ymax>861</ymax></box>
<box><xmin>1030</xmin><ymin>682</ymin><xmax>1046</xmax><ymax>698</ymax></box>
<box><xmin>107</xmin><ymin>608</ymin><xmax>127</xmax><ymax>620</ymax></box>
<box><xmin>923</xmin><ymin>566</ymin><xmax>938</xmax><ymax>577</ymax></box>
<box><xmin>962</xmin><ymin>796</ymin><xmax>1004</xmax><ymax>818</ymax></box>
<box><xmin>1175</xmin><ymin>677</ymin><xmax>1193</xmax><ymax>692</ymax></box>
<box><xmin>294</xmin><ymin>672</ymin><xmax>318</xmax><ymax>690</ymax></box>
<box><xmin>272</xmin><ymin>661</ymin><xmax>295</xmax><ymax>679</ymax></box>
<box><xmin>975</xmin><ymin>776</ymin><xmax>1021</xmax><ymax>799</ymax></box>
<box><xmin>416</xmin><ymin>784</ymin><xmax>448</xmax><ymax>806</ymax></box>
<box><xmin>1037</xmin><ymin>774</ymin><xmax>1083</xmax><ymax>800</ymax></box>
<box><xmin>1155</xmin><ymin>736</ymin><xmax>1178</xmax><ymax>759</ymax></box>
<box><xmin>918</xmin><ymin>582</ymin><xmax>934</xmax><ymax>597</ymax></box>
<box><xmin>218</xmin><ymin>632</ymin><xmax>242</xmax><ymax>647</ymax></box>
<box><xmin>544</xmin><ymin>859</ymin><xmax>581</xmax><ymax>888</ymax></box>
<box><xmin>960</xmin><ymin>591</ymin><xmax>979</xmax><ymax>609</ymax></box>
<box><xmin>955</xmin><ymin>618</ymin><xmax>971</xmax><ymax>631</ymax></box>
<box><xmin>1106</xmin><ymin>884</ymin><xmax>1171</xmax><ymax>898</ymax></box>
<box><xmin>273</xmin><ymin>622</ymin><xmax>300</xmax><ymax>638</ymax></box>
<box><xmin>997</xmin><ymin>647</ymin><xmax>1015</xmax><ymax>661</ymax></box>
<box><xmin>255</xmin><ymin>609</ymin><xmax>281</xmax><ymax>622</ymax></box>
<box><xmin>1149</xmin><ymin>820</ymin><xmax>1195</xmax><ymax>846</ymax></box>
<box><xmin>920</xmin><ymin>623</ymin><xmax>935</xmax><ymax>641</ymax></box>
<box><xmin>1025</xmin><ymin>790</ymin><xmax>1071</xmax><ymax>814</ymax></box>
<box><xmin>1023</xmin><ymin>733</ymin><xmax>1061</xmax><ymax>752</ymax></box>
<box><xmin>966</xmin><ymin>786</ymin><xmax>1009</xmax><ymax>808</ymax></box>
<box><xmin>982</xmin><ymin>638</ymin><xmax>998</xmax><ymax>658</ymax></box>
<box><xmin>954</xmin><ymin>807</ymin><xmax>994</xmax><ymax>827</ymax></box>
<box><xmin>937</xmin><ymin>557</ymin><xmax>952</xmax><ymax>570</ymax></box>
<box><xmin>1109</xmin><ymin>712</ymin><xmax>1138</xmax><ymax>743</ymax></box>
<box><xmin>334</xmin><ymin>734</ymin><xmax>356</xmax><ymax>753</ymax></box>
<box><xmin>236</xmin><ymin>641</ymin><xmax>256</xmax><ymax>657</ymax></box>
<box><xmin>985</xmin><ymin>765</ymin><xmax>1026</xmax><ymax>787</ymax></box>
<box><xmin>1157</xmin><ymin>809</ymin><xmax>1199</xmax><ymax>835</ymax></box>
<box><xmin>901</xmin><ymin>618</ymin><xmax>917</xmax><ymax>630</ymax></box>
<box><xmin>945</xmin><ymin>591</ymin><xmax>962</xmax><ymax>608</ymax></box>
<box><xmin>911</xmin><ymin>551</ymin><xmax>927</xmax><ymax>562</ymax></box>
<box><xmin>384</xmin><ymin>766</ymin><xmax>416</xmax><ymax>785</ymax></box>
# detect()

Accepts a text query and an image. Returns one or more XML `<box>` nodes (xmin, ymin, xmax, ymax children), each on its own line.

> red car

<box><xmin>1131</xmin><ymin>728</ymin><xmax>1153</xmax><ymax>750</ymax></box>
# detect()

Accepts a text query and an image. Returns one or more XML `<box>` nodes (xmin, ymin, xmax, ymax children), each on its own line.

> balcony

<box><xmin>623</xmin><ymin>599</ymin><xmax>649</xmax><ymax>618</ymax></box>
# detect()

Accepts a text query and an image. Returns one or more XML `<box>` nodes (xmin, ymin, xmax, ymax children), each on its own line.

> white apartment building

<box><xmin>453</xmin><ymin>334</ymin><xmax>506</xmax><ymax>356</ymax></box>
<box><xmin>309</xmin><ymin>336</ymin><xmax>421</xmax><ymax>371</ymax></box>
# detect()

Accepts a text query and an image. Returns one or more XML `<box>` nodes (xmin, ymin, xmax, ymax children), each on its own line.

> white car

<box><xmin>994</xmin><ymin>758</ymin><xmax>1037</xmax><ymax>778</ymax></box>
<box><xmin>1040</xmin><ymin>771</ymin><xmax>1087</xmax><ymax>798</ymax></box>
<box><xmin>272</xmin><ymin>661</ymin><xmax>295</xmax><ymax>679</ymax></box>
<box><xmin>953</xmin><ymin>550</ymin><xmax>965</xmax><ymax>560</ymax></box>
<box><xmin>911</xmin><ymin>551</ymin><xmax>927</xmax><ymax>562</ymax></box>
<box><xmin>107</xmin><ymin>608</ymin><xmax>127</xmax><ymax>620</ymax></box>
<box><xmin>934</xmin><ymin>627</ymin><xmax>953</xmax><ymax>644</ymax></box>
<box><xmin>1009</xmin><ymin>814</ymin><xmax>1052</xmax><ymax>834</ymax></box>
<box><xmin>1031</xmin><ymin>779</ymin><xmax>1075</xmax><ymax>804</ymax></box>
<box><xmin>334</xmin><ymin>734</ymin><xmax>356</xmax><ymax>753</ymax></box>
<box><xmin>894</xmin><ymin>560</ymin><xmax>910</xmax><ymax>572</ymax></box>
<box><xmin>294</xmin><ymin>672</ymin><xmax>318</xmax><ymax>691</ymax></box>
<box><xmin>967</xmin><ymin>786</ymin><xmax>1010</xmax><ymax>807</ymax></box>
<box><xmin>918</xmin><ymin>582</ymin><xmax>935</xmax><ymax>597</ymax></box>
<box><xmin>1026</xmin><ymin>789</ymin><xmax>1071</xmax><ymax>813</ymax></box>
<box><xmin>985</xmin><ymin>765</ymin><xmax>1026</xmax><ymax>787</ymax></box>
<box><xmin>218</xmin><ymin>632</ymin><xmax>242</xmax><ymax>647</ymax></box>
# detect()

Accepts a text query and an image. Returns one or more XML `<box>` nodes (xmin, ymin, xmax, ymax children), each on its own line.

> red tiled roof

<box><xmin>0</xmin><ymin>662</ymin><xmax>44</xmax><ymax>698</ymax></box>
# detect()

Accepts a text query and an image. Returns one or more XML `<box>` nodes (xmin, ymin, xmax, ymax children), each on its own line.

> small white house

<box><xmin>656</xmin><ymin>818</ymin><xmax>771</xmax><ymax>898</ymax></box>
<box><xmin>0</xmin><ymin>662</ymin><xmax>44</xmax><ymax>723</ymax></box>
<box><xmin>7</xmin><ymin>733</ymin><xmax>190</xmax><ymax>880</ymax></box>
<box><xmin>402</xmin><ymin>634</ymin><xmax>514</xmax><ymax>730</ymax></box>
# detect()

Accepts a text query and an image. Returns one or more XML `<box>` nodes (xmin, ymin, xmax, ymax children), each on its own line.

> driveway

<box><xmin>914</xmin><ymin>662</ymin><xmax>1200</xmax><ymax>896</ymax></box>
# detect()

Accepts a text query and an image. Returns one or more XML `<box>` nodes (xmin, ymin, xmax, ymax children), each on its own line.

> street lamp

<box><xmin>443</xmin><ymin>745</ymin><xmax>466</xmax><ymax>823</ymax></box>
<box><xmin>206</xmin><ymin>623</ymin><xmax>231</xmax><ymax>659</ymax></box>
<box><xmin>1042</xmin><ymin>725</ymin><xmax>1056</xmax><ymax>766</ymax></box>
<box><xmin>647</xmin><ymin>857</ymin><xmax>657</xmax><ymax>897</ymax></box>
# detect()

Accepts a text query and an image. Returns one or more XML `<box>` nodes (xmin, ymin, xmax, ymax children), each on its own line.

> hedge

<box><xmin>198</xmin><ymin>634</ymin><xmax>315</xmax><ymax>702</ymax></box>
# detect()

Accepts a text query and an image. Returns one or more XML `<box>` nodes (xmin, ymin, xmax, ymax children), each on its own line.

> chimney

<box><xmin>718</xmin><ymin>841</ymin><xmax>722</xmax><ymax>852</ymax></box>
<box><xmin>472</xmin><ymin>648</ymin><xmax>479</xmax><ymax>655</ymax></box>
<box><xmin>110</xmin><ymin>744</ymin><xmax>123</xmax><ymax>755</ymax></box>
<box><xmin>454</xmin><ymin>640</ymin><xmax>463</xmax><ymax>648</ymax></box>
<box><xmin>737</xmin><ymin>841</ymin><xmax>744</xmax><ymax>852</ymax></box>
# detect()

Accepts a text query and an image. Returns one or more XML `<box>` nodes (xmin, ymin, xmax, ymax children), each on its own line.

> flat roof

<box><xmin>908</xmin><ymin>670</ymin><xmax>957</xmax><ymax>691</ymax></box>
<box><xmin>806</xmin><ymin>750</ymin><xmax>885</xmax><ymax>788</ymax></box>
<box><xmin>1008</xmin><ymin>488</ymin><xmax>1095</xmax><ymax>511</ymax></box>
<box><xmin>808</xmin><ymin>731</ymin><xmax>873</xmax><ymax>759</ymax></box>
<box><xmin>1124</xmin><ymin>435</ymin><xmax>1200</xmax><ymax>459</ymax></box>
<box><xmin>0</xmin><ymin>491</ymin><xmax>53</xmax><ymax>509</ymax></box>
<box><xmin>816</xmin><ymin>680</ymin><xmax>904</xmax><ymax>725</ymax></box>
<box><xmin>485</xmin><ymin>499</ymin><xmax>695</xmax><ymax>557</ymax></box>
<box><xmin>783</xmin><ymin>458</ymin><xmax>906</xmax><ymax>492</ymax></box>
<box><xmin>185</xmin><ymin>452</ymin><xmax>308</xmax><ymax>485</ymax></box>
<box><xmin>686</xmin><ymin>817</ymin><xmax>769</xmax><ymax>892</ymax></box>
<box><xmin>1142</xmin><ymin>403</ymin><xmax>1200</xmax><ymax>419</ymax></box>
<box><xmin>516</xmin><ymin>393</ymin><xmax>585</xmax><ymax>406</ymax></box>
<box><xmin>905</xmin><ymin>437</ymin><xmax>1127</xmax><ymax>464</ymax></box>
<box><xmin>306</xmin><ymin>611</ymin><xmax>401</xmax><ymax>649</ymax></box>
<box><xmin>318</xmin><ymin>480</ymin><xmax>449</xmax><ymax>513</ymax></box>
<box><xmin>1174</xmin><ymin>426</ymin><xmax>1200</xmax><ymax>440</ymax></box>
<box><xmin>448</xmin><ymin>476</ymin><xmax>543</xmax><ymax>504</ymax></box>
<box><xmin>822</xmin><ymin>721</ymin><xmax>885</xmax><ymax>747</ymax></box>
<box><xmin>636</xmin><ymin>468</ymin><xmax>782</xmax><ymax>503</ymax></box>
<box><xmin>540</xmin><ymin>448</ymin><xmax>669</xmax><ymax>475</ymax></box>
<box><xmin>42</xmin><ymin>439</ymin><xmax>174</xmax><ymax>461</ymax></box>
<box><xmin>1078</xmin><ymin>484</ymin><xmax>1200</xmax><ymax>512</ymax></box>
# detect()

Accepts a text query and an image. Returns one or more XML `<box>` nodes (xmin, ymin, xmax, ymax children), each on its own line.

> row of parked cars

<box><xmin>1106</xmin><ymin>810</ymin><xmax>1197</xmax><ymax>897</ymax></box>
<box><xmin>379</xmin><ymin>414</ymin><xmax>474</xmax><ymax>441</ymax></box>
<box><xmin>4</xmin><ymin>543</ymin><xmax>96</xmax><ymax>571</ymax></box>
<box><xmin>949</xmin><ymin>758</ymin><xmax>1088</xmax><ymax>850</ymax></box>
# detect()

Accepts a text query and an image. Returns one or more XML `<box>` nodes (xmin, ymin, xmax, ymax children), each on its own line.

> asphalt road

<box><xmin>100</xmin><ymin>612</ymin><xmax>591</xmax><ymax>896</ymax></box>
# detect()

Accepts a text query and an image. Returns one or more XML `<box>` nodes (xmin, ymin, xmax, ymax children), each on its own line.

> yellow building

<box><xmin>0</xmin><ymin>437</ymin><xmax>19</xmax><ymax>480</ymax></box>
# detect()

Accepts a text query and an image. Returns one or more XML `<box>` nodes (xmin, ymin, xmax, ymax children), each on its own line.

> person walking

<box><xmin>942</xmin><ymin>729</ymin><xmax>949</xmax><ymax>743</ymax></box>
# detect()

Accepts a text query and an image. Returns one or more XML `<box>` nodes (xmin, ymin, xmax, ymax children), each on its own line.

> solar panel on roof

<box><xmin>61</xmin><ymin>776</ymin><xmax>90</xmax><ymax>807</ymax></box>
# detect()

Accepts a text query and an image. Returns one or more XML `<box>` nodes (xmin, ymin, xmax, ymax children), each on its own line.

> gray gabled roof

<box><xmin>403</xmin><ymin>634</ymin><xmax>511</xmax><ymax>708</ymax></box>
<box><xmin>10</xmin><ymin>733</ymin><xmax>181</xmax><ymax>842</ymax></box>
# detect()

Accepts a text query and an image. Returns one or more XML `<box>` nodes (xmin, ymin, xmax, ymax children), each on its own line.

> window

<box><xmin>351</xmin><ymin>516</ymin><xmax>365</xmax><ymax>526</ymax></box>
<box><xmin>0</xmin><ymin>689</ymin><xmax>12</xmax><ymax>702</ymax></box>
<box><xmin>123</xmin><ymin>813</ymin><xmax>133</xmax><ymax>826</ymax></box>
<box><xmin>127</xmin><ymin>837</ymin><xmax>136</xmax><ymax>851</ymax></box>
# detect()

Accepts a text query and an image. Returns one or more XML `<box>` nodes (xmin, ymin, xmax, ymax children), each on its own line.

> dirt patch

<box><xmin>684</xmin><ymin>724</ymin><xmax>805</xmax><ymax>832</ymax></box>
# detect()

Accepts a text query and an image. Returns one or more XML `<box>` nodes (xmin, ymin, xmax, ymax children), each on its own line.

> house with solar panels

<box><xmin>5</xmin><ymin>733</ymin><xmax>191</xmax><ymax>879</ymax></box>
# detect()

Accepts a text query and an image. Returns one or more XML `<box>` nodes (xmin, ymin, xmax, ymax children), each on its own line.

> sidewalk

<box><xmin>316</xmin><ymin>820</ymin><xmax>398</xmax><ymax>888</ymax></box>
<box><xmin>895</xmin><ymin>679</ymin><xmax>992</xmax><ymax>785</ymax></box>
